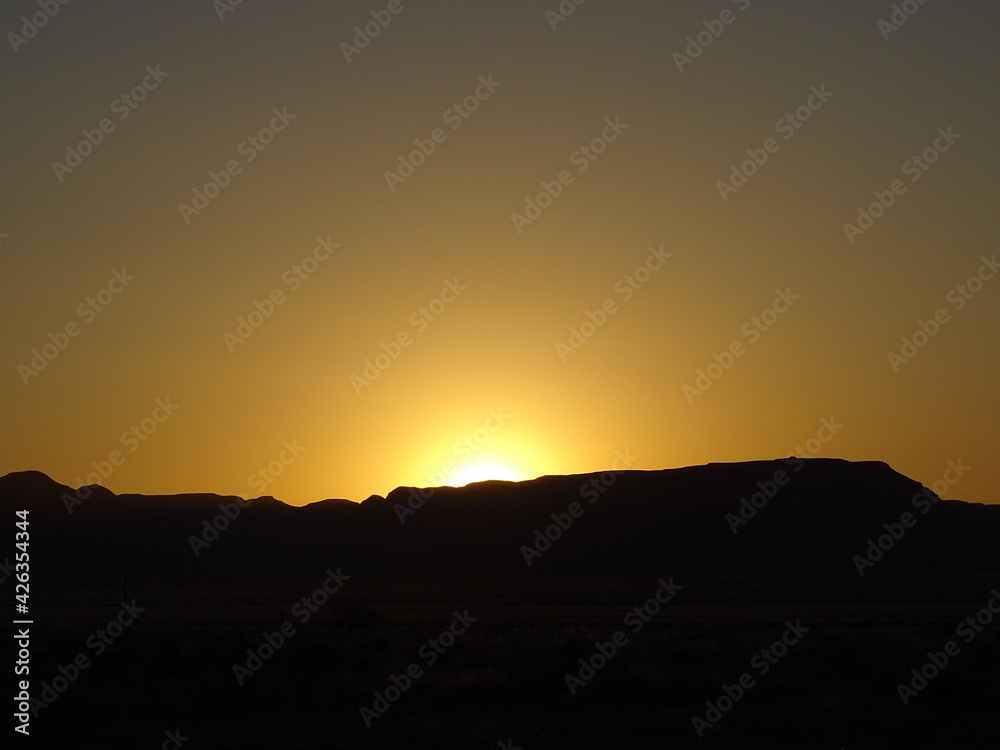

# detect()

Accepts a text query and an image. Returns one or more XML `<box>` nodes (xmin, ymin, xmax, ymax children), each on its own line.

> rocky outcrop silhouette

<box><xmin>2</xmin><ymin>459</ymin><xmax>997</xmax><ymax>579</ymax></box>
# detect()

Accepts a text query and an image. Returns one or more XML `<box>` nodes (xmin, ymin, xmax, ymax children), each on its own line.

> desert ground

<box><xmin>10</xmin><ymin>573</ymin><xmax>1000</xmax><ymax>749</ymax></box>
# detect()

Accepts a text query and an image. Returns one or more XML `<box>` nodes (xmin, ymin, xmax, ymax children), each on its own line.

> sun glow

<box><xmin>449</xmin><ymin>460</ymin><xmax>524</xmax><ymax>487</ymax></box>
<box><xmin>402</xmin><ymin>422</ymin><xmax>559</xmax><ymax>495</ymax></box>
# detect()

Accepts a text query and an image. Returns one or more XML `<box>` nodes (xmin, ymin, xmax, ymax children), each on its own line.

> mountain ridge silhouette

<box><xmin>2</xmin><ymin>459</ymin><xmax>997</xmax><ymax>578</ymax></box>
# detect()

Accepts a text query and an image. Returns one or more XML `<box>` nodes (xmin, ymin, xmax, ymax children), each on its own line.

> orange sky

<box><xmin>2</xmin><ymin>1</ymin><xmax>998</xmax><ymax>505</ymax></box>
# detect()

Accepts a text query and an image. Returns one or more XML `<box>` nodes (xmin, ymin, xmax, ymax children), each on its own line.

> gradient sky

<box><xmin>2</xmin><ymin>0</ymin><xmax>998</xmax><ymax>505</ymax></box>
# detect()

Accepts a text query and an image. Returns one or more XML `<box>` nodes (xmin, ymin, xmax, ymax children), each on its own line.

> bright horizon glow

<box><xmin>448</xmin><ymin>460</ymin><xmax>525</xmax><ymax>487</ymax></box>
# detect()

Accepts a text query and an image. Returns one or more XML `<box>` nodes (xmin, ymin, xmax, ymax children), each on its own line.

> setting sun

<box><xmin>449</xmin><ymin>460</ymin><xmax>524</xmax><ymax>487</ymax></box>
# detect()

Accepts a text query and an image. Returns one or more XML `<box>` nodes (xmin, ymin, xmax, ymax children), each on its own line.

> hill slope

<box><xmin>1</xmin><ymin>458</ymin><xmax>996</xmax><ymax>579</ymax></box>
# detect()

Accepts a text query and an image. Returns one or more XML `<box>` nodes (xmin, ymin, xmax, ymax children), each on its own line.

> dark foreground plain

<box><xmin>8</xmin><ymin>574</ymin><xmax>1000</xmax><ymax>749</ymax></box>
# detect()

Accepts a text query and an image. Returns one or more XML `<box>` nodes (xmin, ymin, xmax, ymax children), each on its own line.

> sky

<box><xmin>2</xmin><ymin>0</ymin><xmax>998</xmax><ymax>506</ymax></box>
